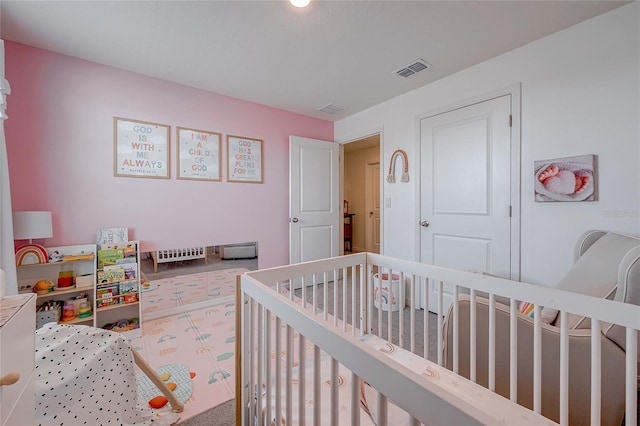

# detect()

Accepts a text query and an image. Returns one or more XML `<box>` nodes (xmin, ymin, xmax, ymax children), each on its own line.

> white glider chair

<box><xmin>443</xmin><ymin>230</ymin><xmax>640</xmax><ymax>425</ymax></box>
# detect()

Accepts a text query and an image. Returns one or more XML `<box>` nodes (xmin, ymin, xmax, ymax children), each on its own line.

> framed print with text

<box><xmin>227</xmin><ymin>135</ymin><xmax>263</xmax><ymax>183</ymax></box>
<box><xmin>177</xmin><ymin>127</ymin><xmax>222</xmax><ymax>181</ymax></box>
<box><xmin>114</xmin><ymin>117</ymin><xmax>170</xmax><ymax>179</ymax></box>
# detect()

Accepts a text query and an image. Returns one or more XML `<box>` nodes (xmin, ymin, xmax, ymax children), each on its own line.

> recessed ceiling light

<box><xmin>290</xmin><ymin>0</ymin><xmax>310</xmax><ymax>8</ymax></box>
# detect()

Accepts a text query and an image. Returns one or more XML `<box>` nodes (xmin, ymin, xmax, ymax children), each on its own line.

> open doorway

<box><xmin>343</xmin><ymin>134</ymin><xmax>381</xmax><ymax>254</ymax></box>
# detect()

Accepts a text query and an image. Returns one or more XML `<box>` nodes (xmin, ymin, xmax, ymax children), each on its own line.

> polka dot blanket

<box><xmin>35</xmin><ymin>323</ymin><xmax>180</xmax><ymax>426</ymax></box>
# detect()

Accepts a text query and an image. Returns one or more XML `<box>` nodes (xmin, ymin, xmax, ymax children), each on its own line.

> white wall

<box><xmin>335</xmin><ymin>3</ymin><xmax>640</xmax><ymax>286</ymax></box>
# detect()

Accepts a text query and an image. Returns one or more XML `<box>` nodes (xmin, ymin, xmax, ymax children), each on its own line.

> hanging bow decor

<box><xmin>386</xmin><ymin>149</ymin><xmax>409</xmax><ymax>183</ymax></box>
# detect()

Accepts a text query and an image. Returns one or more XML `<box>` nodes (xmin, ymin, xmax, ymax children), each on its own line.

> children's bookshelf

<box><xmin>95</xmin><ymin>241</ymin><xmax>142</xmax><ymax>338</ymax></box>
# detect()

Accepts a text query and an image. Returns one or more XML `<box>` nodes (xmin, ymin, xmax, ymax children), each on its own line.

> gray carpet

<box><xmin>178</xmin><ymin>399</ymin><xmax>234</xmax><ymax>426</ymax></box>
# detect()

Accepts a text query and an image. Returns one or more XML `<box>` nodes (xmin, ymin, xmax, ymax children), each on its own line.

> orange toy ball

<box><xmin>34</xmin><ymin>280</ymin><xmax>52</xmax><ymax>291</ymax></box>
<box><xmin>148</xmin><ymin>395</ymin><xmax>169</xmax><ymax>409</ymax></box>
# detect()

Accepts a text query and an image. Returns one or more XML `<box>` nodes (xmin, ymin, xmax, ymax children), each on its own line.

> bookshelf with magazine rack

<box><xmin>95</xmin><ymin>241</ymin><xmax>142</xmax><ymax>338</ymax></box>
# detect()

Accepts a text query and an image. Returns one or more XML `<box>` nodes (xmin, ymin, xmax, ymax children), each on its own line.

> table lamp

<box><xmin>13</xmin><ymin>211</ymin><xmax>53</xmax><ymax>265</ymax></box>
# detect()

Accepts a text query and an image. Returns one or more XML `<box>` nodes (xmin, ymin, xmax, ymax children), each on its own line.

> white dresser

<box><xmin>0</xmin><ymin>293</ymin><xmax>36</xmax><ymax>426</ymax></box>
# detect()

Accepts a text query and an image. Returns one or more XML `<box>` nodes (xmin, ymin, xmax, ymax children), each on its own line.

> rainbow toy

<box><xmin>15</xmin><ymin>244</ymin><xmax>49</xmax><ymax>266</ymax></box>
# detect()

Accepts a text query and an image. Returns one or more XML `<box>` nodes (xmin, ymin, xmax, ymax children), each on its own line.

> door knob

<box><xmin>291</xmin><ymin>218</ymin><xmax>299</xmax><ymax>223</ymax></box>
<box><xmin>369</xmin><ymin>211</ymin><xmax>373</xmax><ymax>217</ymax></box>
<box><xmin>420</xmin><ymin>220</ymin><xmax>430</xmax><ymax>227</ymax></box>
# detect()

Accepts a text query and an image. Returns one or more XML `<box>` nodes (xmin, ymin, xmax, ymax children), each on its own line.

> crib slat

<box><xmin>314</xmin><ymin>345</ymin><xmax>321</xmax><ymax>425</ymax></box>
<box><xmin>286</xmin><ymin>325</ymin><xmax>293</xmax><ymax>425</ymax></box>
<box><xmin>250</xmin><ymin>300</ymin><xmax>257</xmax><ymax>423</ymax></box>
<box><xmin>323</xmin><ymin>271</ymin><xmax>329</xmax><ymax>322</ymax></box>
<box><xmin>590</xmin><ymin>319</ymin><xmax>601</xmax><ymax>426</ymax></box>
<box><xmin>275</xmin><ymin>317</ymin><xmax>282</xmax><ymax>426</ymax></box>
<box><xmin>257</xmin><ymin>305</ymin><xmax>264</xmax><ymax>425</ymax></box>
<box><xmin>470</xmin><ymin>289</ymin><xmax>476</xmax><ymax>382</ymax></box>
<box><xmin>298</xmin><ymin>334</ymin><xmax>306</xmax><ymax>425</ymax></box>
<box><xmin>333</xmin><ymin>268</ymin><xmax>347</xmax><ymax>327</ymax></box>
<box><xmin>488</xmin><ymin>294</ymin><xmax>496</xmax><ymax>392</ymax></box>
<box><xmin>343</xmin><ymin>267</ymin><xmax>348</xmax><ymax>333</ymax></box>
<box><xmin>437</xmin><ymin>280</ymin><xmax>443</xmax><ymax>366</ymax></box>
<box><xmin>312</xmin><ymin>273</ymin><xmax>318</xmax><ymax>315</ymax></box>
<box><xmin>399</xmin><ymin>272</ymin><xmax>405</xmax><ymax>348</ymax></box>
<box><xmin>359</xmin><ymin>265</ymin><xmax>365</xmax><ymax>336</ymax></box>
<box><xmin>367</xmin><ymin>264</ymin><xmax>374</xmax><ymax>335</ymax></box>
<box><xmin>387</xmin><ymin>269</ymin><xmax>393</xmax><ymax>342</ymax></box>
<box><xmin>331</xmin><ymin>358</ymin><xmax>339</xmax><ymax>425</ymax></box>
<box><xmin>626</xmin><ymin>327</ymin><xmax>638</xmax><ymax>426</ymax></box>
<box><xmin>533</xmin><ymin>304</ymin><xmax>542</xmax><ymax>413</ymax></box>
<box><xmin>351</xmin><ymin>372</ymin><xmax>360</xmax><ymax>425</ymax></box>
<box><xmin>377</xmin><ymin>393</ymin><xmax>388</xmax><ymax>426</ymax></box>
<box><xmin>410</xmin><ymin>275</ymin><xmax>416</xmax><ymax>353</ymax></box>
<box><xmin>509</xmin><ymin>298</ymin><xmax>518</xmax><ymax>403</ymax></box>
<box><xmin>423</xmin><ymin>277</ymin><xmax>429</xmax><ymax>360</ymax></box>
<box><xmin>302</xmin><ymin>275</ymin><xmax>307</xmax><ymax>310</ymax></box>
<box><xmin>352</xmin><ymin>266</ymin><xmax>357</xmax><ymax>337</ymax></box>
<box><xmin>378</xmin><ymin>269</ymin><xmax>383</xmax><ymax>338</ymax></box>
<box><xmin>265</xmin><ymin>309</ymin><xmax>272</xmax><ymax>426</ymax></box>
<box><xmin>453</xmin><ymin>285</ymin><xmax>459</xmax><ymax>374</ymax></box>
<box><xmin>559</xmin><ymin>310</ymin><xmax>569</xmax><ymax>426</ymax></box>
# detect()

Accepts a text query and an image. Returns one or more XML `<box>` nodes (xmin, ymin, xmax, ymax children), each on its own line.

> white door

<box><xmin>289</xmin><ymin>136</ymin><xmax>340</xmax><ymax>265</ymax></box>
<box><xmin>420</xmin><ymin>95</ymin><xmax>512</xmax><ymax>313</ymax></box>
<box><xmin>365</xmin><ymin>162</ymin><xmax>381</xmax><ymax>253</ymax></box>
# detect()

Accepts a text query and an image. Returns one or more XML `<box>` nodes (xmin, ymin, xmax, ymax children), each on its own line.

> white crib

<box><xmin>152</xmin><ymin>246</ymin><xmax>207</xmax><ymax>272</ymax></box>
<box><xmin>236</xmin><ymin>252</ymin><xmax>639</xmax><ymax>425</ymax></box>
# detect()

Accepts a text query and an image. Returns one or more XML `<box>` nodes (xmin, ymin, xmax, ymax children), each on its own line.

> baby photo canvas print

<box><xmin>534</xmin><ymin>154</ymin><xmax>596</xmax><ymax>202</ymax></box>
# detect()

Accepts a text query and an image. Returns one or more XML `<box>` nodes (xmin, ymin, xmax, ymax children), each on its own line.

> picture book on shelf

<box><xmin>119</xmin><ymin>281</ymin><xmax>138</xmax><ymax>294</ymax></box>
<box><xmin>99</xmin><ymin>243</ymin><xmax>136</xmax><ymax>258</ymax></box>
<box><xmin>97</xmin><ymin>249</ymin><xmax>124</xmax><ymax>269</ymax></box>
<box><xmin>96</xmin><ymin>285</ymin><xmax>119</xmax><ymax>307</ymax></box>
<box><xmin>98</xmin><ymin>268</ymin><xmax>125</xmax><ymax>284</ymax></box>
<box><xmin>106</xmin><ymin>263</ymin><xmax>137</xmax><ymax>280</ymax></box>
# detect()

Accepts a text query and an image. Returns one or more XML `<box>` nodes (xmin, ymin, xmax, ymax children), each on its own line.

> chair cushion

<box><xmin>603</xmin><ymin>246</ymin><xmax>640</xmax><ymax>350</ymax></box>
<box><xmin>543</xmin><ymin>232</ymin><xmax>640</xmax><ymax>327</ymax></box>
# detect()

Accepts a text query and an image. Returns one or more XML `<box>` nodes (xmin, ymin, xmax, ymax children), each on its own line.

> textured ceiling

<box><xmin>0</xmin><ymin>0</ymin><xmax>628</xmax><ymax>121</ymax></box>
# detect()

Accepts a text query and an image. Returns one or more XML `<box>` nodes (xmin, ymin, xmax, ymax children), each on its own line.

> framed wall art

<box><xmin>177</xmin><ymin>127</ymin><xmax>222</xmax><ymax>181</ymax></box>
<box><xmin>227</xmin><ymin>135</ymin><xmax>263</xmax><ymax>183</ymax></box>
<box><xmin>114</xmin><ymin>117</ymin><xmax>170</xmax><ymax>179</ymax></box>
<box><xmin>534</xmin><ymin>154</ymin><xmax>596</xmax><ymax>202</ymax></box>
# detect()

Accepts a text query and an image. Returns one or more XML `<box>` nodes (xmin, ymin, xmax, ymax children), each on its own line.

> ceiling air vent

<box><xmin>395</xmin><ymin>58</ymin><xmax>431</xmax><ymax>78</ymax></box>
<box><xmin>317</xmin><ymin>103</ymin><xmax>345</xmax><ymax>115</ymax></box>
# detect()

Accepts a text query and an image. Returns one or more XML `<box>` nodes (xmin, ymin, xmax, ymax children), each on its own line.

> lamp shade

<box><xmin>13</xmin><ymin>211</ymin><xmax>53</xmax><ymax>241</ymax></box>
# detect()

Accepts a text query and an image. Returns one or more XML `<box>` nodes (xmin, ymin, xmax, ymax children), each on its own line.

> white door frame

<box><xmin>338</xmin><ymin>128</ymin><xmax>385</xmax><ymax>255</ymax></box>
<box><xmin>414</xmin><ymin>85</ymin><xmax>521</xmax><ymax>280</ymax></box>
<box><xmin>364</xmin><ymin>161</ymin><xmax>381</xmax><ymax>253</ymax></box>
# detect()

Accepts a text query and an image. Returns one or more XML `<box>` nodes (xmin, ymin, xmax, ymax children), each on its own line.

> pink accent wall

<box><xmin>5</xmin><ymin>41</ymin><xmax>334</xmax><ymax>268</ymax></box>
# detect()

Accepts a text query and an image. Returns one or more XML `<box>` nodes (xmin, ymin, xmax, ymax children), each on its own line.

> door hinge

<box><xmin>508</xmin><ymin>205</ymin><xmax>512</xmax><ymax>217</ymax></box>
<box><xmin>509</xmin><ymin>115</ymin><xmax>513</xmax><ymax>127</ymax></box>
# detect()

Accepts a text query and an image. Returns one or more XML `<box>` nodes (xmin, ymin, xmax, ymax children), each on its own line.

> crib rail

<box><xmin>152</xmin><ymin>247</ymin><xmax>207</xmax><ymax>272</ymax></box>
<box><xmin>236</xmin><ymin>267</ymin><xmax>497</xmax><ymax>425</ymax></box>
<box><xmin>237</xmin><ymin>253</ymin><xmax>639</xmax><ymax>425</ymax></box>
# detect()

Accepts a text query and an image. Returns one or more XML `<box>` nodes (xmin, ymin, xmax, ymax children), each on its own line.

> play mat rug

<box><xmin>140</xmin><ymin>268</ymin><xmax>247</xmax><ymax>318</ymax></box>
<box><xmin>130</xmin><ymin>301</ymin><xmax>236</xmax><ymax>423</ymax></box>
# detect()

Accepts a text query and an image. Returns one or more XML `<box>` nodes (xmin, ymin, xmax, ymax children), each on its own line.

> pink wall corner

<box><xmin>5</xmin><ymin>41</ymin><xmax>334</xmax><ymax>268</ymax></box>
